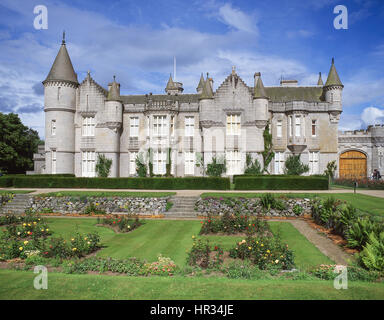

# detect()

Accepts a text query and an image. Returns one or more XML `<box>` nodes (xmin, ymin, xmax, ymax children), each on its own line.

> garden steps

<box><xmin>1</xmin><ymin>194</ymin><xmax>31</xmax><ymax>215</ymax></box>
<box><xmin>165</xmin><ymin>196</ymin><xmax>199</xmax><ymax>218</ymax></box>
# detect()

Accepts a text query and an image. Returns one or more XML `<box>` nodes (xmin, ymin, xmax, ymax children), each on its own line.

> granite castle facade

<box><xmin>32</xmin><ymin>37</ymin><xmax>384</xmax><ymax>179</ymax></box>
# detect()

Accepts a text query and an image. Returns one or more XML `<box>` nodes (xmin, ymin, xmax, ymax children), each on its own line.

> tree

<box><xmin>324</xmin><ymin>160</ymin><xmax>337</xmax><ymax>179</ymax></box>
<box><xmin>135</xmin><ymin>152</ymin><xmax>147</xmax><ymax>177</ymax></box>
<box><xmin>244</xmin><ymin>153</ymin><xmax>262</xmax><ymax>175</ymax></box>
<box><xmin>206</xmin><ymin>155</ymin><xmax>226</xmax><ymax>177</ymax></box>
<box><xmin>95</xmin><ymin>154</ymin><xmax>112</xmax><ymax>177</ymax></box>
<box><xmin>261</xmin><ymin>121</ymin><xmax>274</xmax><ymax>174</ymax></box>
<box><xmin>0</xmin><ymin>112</ymin><xmax>41</xmax><ymax>174</ymax></box>
<box><xmin>283</xmin><ymin>154</ymin><xmax>309</xmax><ymax>176</ymax></box>
<box><xmin>195</xmin><ymin>152</ymin><xmax>205</xmax><ymax>176</ymax></box>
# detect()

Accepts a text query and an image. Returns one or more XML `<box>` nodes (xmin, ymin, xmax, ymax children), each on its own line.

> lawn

<box><xmin>0</xmin><ymin>270</ymin><xmax>383</xmax><ymax>300</ymax></box>
<box><xmin>35</xmin><ymin>191</ymin><xmax>176</xmax><ymax>197</ymax></box>
<box><xmin>0</xmin><ymin>190</ymin><xmax>35</xmax><ymax>194</ymax></box>
<box><xmin>201</xmin><ymin>192</ymin><xmax>384</xmax><ymax>217</ymax></box>
<box><xmin>46</xmin><ymin>218</ymin><xmax>332</xmax><ymax>269</ymax></box>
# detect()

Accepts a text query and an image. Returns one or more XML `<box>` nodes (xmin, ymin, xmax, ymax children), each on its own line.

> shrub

<box><xmin>206</xmin><ymin>156</ymin><xmax>226</xmax><ymax>177</ymax></box>
<box><xmin>135</xmin><ymin>152</ymin><xmax>148</xmax><ymax>177</ymax></box>
<box><xmin>100</xmin><ymin>215</ymin><xmax>142</xmax><ymax>232</ymax></box>
<box><xmin>187</xmin><ymin>238</ymin><xmax>211</xmax><ymax>268</ymax></box>
<box><xmin>358</xmin><ymin>232</ymin><xmax>384</xmax><ymax>271</ymax></box>
<box><xmin>95</xmin><ymin>154</ymin><xmax>112</xmax><ymax>177</ymax></box>
<box><xmin>258</xmin><ymin>193</ymin><xmax>286</xmax><ymax>211</ymax></box>
<box><xmin>244</xmin><ymin>154</ymin><xmax>262</xmax><ymax>175</ymax></box>
<box><xmin>312</xmin><ymin>264</ymin><xmax>383</xmax><ymax>281</ymax></box>
<box><xmin>234</xmin><ymin>175</ymin><xmax>328</xmax><ymax>190</ymax></box>
<box><xmin>334</xmin><ymin>178</ymin><xmax>384</xmax><ymax>190</ymax></box>
<box><xmin>83</xmin><ymin>202</ymin><xmax>106</xmax><ymax>215</ymax></box>
<box><xmin>283</xmin><ymin>155</ymin><xmax>309</xmax><ymax>176</ymax></box>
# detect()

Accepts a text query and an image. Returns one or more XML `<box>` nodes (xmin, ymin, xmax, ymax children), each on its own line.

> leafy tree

<box><xmin>244</xmin><ymin>153</ymin><xmax>262</xmax><ymax>175</ymax></box>
<box><xmin>206</xmin><ymin>155</ymin><xmax>226</xmax><ymax>177</ymax></box>
<box><xmin>95</xmin><ymin>154</ymin><xmax>112</xmax><ymax>177</ymax></box>
<box><xmin>0</xmin><ymin>112</ymin><xmax>41</xmax><ymax>174</ymax></box>
<box><xmin>283</xmin><ymin>154</ymin><xmax>309</xmax><ymax>176</ymax></box>
<box><xmin>135</xmin><ymin>152</ymin><xmax>147</xmax><ymax>177</ymax></box>
<box><xmin>261</xmin><ymin>121</ymin><xmax>274</xmax><ymax>174</ymax></box>
<box><xmin>324</xmin><ymin>160</ymin><xmax>337</xmax><ymax>179</ymax></box>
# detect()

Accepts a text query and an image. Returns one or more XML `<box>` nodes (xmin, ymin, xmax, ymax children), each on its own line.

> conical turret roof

<box><xmin>196</xmin><ymin>73</ymin><xmax>205</xmax><ymax>91</ymax></box>
<box><xmin>325</xmin><ymin>58</ymin><xmax>343</xmax><ymax>87</ymax></box>
<box><xmin>43</xmin><ymin>33</ymin><xmax>78</xmax><ymax>85</ymax></box>
<box><xmin>254</xmin><ymin>73</ymin><xmax>268</xmax><ymax>99</ymax></box>
<box><xmin>166</xmin><ymin>74</ymin><xmax>176</xmax><ymax>90</ymax></box>
<box><xmin>199</xmin><ymin>73</ymin><xmax>213</xmax><ymax>99</ymax></box>
<box><xmin>107</xmin><ymin>76</ymin><xmax>121</xmax><ymax>101</ymax></box>
<box><xmin>317</xmin><ymin>72</ymin><xmax>324</xmax><ymax>86</ymax></box>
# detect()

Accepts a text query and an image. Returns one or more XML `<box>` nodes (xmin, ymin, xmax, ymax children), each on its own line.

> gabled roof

<box><xmin>325</xmin><ymin>58</ymin><xmax>343</xmax><ymax>87</ymax></box>
<box><xmin>44</xmin><ymin>37</ymin><xmax>78</xmax><ymax>85</ymax></box>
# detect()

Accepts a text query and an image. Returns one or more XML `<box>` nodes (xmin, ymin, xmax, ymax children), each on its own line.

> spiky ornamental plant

<box><xmin>135</xmin><ymin>152</ymin><xmax>147</xmax><ymax>177</ymax></box>
<box><xmin>359</xmin><ymin>232</ymin><xmax>384</xmax><ymax>271</ymax></box>
<box><xmin>283</xmin><ymin>154</ymin><xmax>309</xmax><ymax>176</ymax></box>
<box><xmin>261</xmin><ymin>121</ymin><xmax>274</xmax><ymax>174</ymax></box>
<box><xmin>95</xmin><ymin>154</ymin><xmax>112</xmax><ymax>177</ymax></box>
<box><xmin>244</xmin><ymin>153</ymin><xmax>262</xmax><ymax>175</ymax></box>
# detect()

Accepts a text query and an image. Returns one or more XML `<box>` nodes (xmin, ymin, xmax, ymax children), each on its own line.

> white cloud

<box><xmin>218</xmin><ymin>3</ymin><xmax>257</xmax><ymax>33</ymax></box>
<box><xmin>361</xmin><ymin>106</ymin><xmax>384</xmax><ymax>126</ymax></box>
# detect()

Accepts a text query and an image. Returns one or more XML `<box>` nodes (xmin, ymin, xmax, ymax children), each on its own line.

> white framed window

<box><xmin>82</xmin><ymin>117</ymin><xmax>95</xmax><ymax>137</ymax></box>
<box><xmin>226</xmin><ymin>150</ymin><xmax>241</xmax><ymax>175</ymax></box>
<box><xmin>171</xmin><ymin>150</ymin><xmax>176</xmax><ymax>175</ymax></box>
<box><xmin>146</xmin><ymin>116</ymin><xmax>150</xmax><ymax>136</ymax></box>
<box><xmin>185</xmin><ymin>152</ymin><xmax>195</xmax><ymax>175</ymax></box>
<box><xmin>153</xmin><ymin>115</ymin><xmax>167</xmax><ymax>136</ymax></box>
<box><xmin>51</xmin><ymin>150</ymin><xmax>56</xmax><ymax>174</ymax></box>
<box><xmin>129</xmin><ymin>152</ymin><xmax>138</xmax><ymax>175</ymax></box>
<box><xmin>288</xmin><ymin>116</ymin><xmax>293</xmax><ymax>137</ymax></box>
<box><xmin>57</xmin><ymin>87</ymin><xmax>61</xmax><ymax>101</ymax></box>
<box><xmin>295</xmin><ymin>116</ymin><xmax>301</xmax><ymax>137</ymax></box>
<box><xmin>276</xmin><ymin>120</ymin><xmax>282</xmax><ymax>138</ymax></box>
<box><xmin>130</xmin><ymin>117</ymin><xmax>139</xmax><ymax>137</ymax></box>
<box><xmin>153</xmin><ymin>150</ymin><xmax>166</xmax><ymax>175</ymax></box>
<box><xmin>312</xmin><ymin>120</ymin><xmax>317</xmax><ymax>137</ymax></box>
<box><xmin>185</xmin><ymin>116</ymin><xmax>194</xmax><ymax>137</ymax></box>
<box><xmin>51</xmin><ymin>120</ymin><xmax>56</xmax><ymax>136</ymax></box>
<box><xmin>170</xmin><ymin>116</ymin><xmax>175</xmax><ymax>136</ymax></box>
<box><xmin>226</xmin><ymin>114</ymin><xmax>241</xmax><ymax>135</ymax></box>
<box><xmin>82</xmin><ymin>151</ymin><xmax>96</xmax><ymax>177</ymax></box>
<box><xmin>274</xmin><ymin>152</ymin><xmax>285</xmax><ymax>174</ymax></box>
<box><xmin>309</xmin><ymin>152</ymin><xmax>319</xmax><ymax>174</ymax></box>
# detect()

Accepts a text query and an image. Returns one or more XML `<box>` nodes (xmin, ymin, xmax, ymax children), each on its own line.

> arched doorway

<box><xmin>339</xmin><ymin>150</ymin><xmax>367</xmax><ymax>179</ymax></box>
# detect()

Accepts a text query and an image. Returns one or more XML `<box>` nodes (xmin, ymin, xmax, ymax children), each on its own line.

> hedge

<box><xmin>234</xmin><ymin>175</ymin><xmax>329</xmax><ymax>190</ymax></box>
<box><xmin>7</xmin><ymin>176</ymin><xmax>230</xmax><ymax>190</ymax></box>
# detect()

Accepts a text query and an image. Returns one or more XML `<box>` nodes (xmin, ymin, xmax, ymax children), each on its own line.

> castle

<box><xmin>31</xmin><ymin>36</ymin><xmax>384</xmax><ymax>179</ymax></box>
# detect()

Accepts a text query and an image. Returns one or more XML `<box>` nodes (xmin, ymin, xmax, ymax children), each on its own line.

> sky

<box><xmin>0</xmin><ymin>0</ymin><xmax>384</xmax><ymax>139</ymax></box>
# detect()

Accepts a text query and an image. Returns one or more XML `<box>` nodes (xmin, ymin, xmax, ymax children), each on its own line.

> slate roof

<box><xmin>325</xmin><ymin>58</ymin><xmax>343</xmax><ymax>87</ymax></box>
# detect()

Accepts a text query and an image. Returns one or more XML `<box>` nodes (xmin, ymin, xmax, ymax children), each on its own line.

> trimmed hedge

<box><xmin>234</xmin><ymin>175</ymin><xmax>329</xmax><ymax>190</ymax></box>
<box><xmin>0</xmin><ymin>177</ymin><xmax>13</xmax><ymax>187</ymax></box>
<box><xmin>8</xmin><ymin>176</ymin><xmax>230</xmax><ymax>190</ymax></box>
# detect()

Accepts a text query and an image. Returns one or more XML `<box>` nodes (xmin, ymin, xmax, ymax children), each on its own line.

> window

<box><xmin>153</xmin><ymin>150</ymin><xmax>166</xmax><ymax>175</ymax></box>
<box><xmin>276</xmin><ymin>120</ymin><xmax>282</xmax><ymax>138</ymax></box>
<box><xmin>309</xmin><ymin>152</ymin><xmax>319</xmax><ymax>174</ymax></box>
<box><xmin>57</xmin><ymin>87</ymin><xmax>61</xmax><ymax>101</ymax></box>
<box><xmin>130</xmin><ymin>117</ymin><xmax>139</xmax><ymax>137</ymax></box>
<box><xmin>51</xmin><ymin>120</ymin><xmax>56</xmax><ymax>136</ymax></box>
<box><xmin>226</xmin><ymin>114</ymin><xmax>241</xmax><ymax>135</ymax></box>
<box><xmin>129</xmin><ymin>152</ymin><xmax>138</xmax><ymax>175</ymax></box>
<box><xmin>274</xmin><ymin>152</ymin><xmax>285</xmax><ymax>174</ymax></box>
<box><xmin>295</xmin><ymin>116</ymin><xmax>301</xmax><ymax>137</ymax></box>
<box><xmin>288</xmin><ymin>116</ymin><xmax>293</xmax><ymax>137</ymax></box>
<box><xmin>153</xmin><ymin>116</ymin><xmax>167</xmax><ymax>136</ymax></box>
<box><xmin>82</xmin><ymin>151</ymin><xmax>96</xmax><ymax>177</ymax></box>
<box><xmin>312</xmin><ymin>120</ymin><xmax>317</xmax><ymax>136</ymax></box>
<box><xmin>170</xmin><ymin>116</ymin><xmax>175</xmax><ymax>136</ymax></box>
<box><xmin>185</xmin><ymin>152</ymin><xmax>195</xmax><ymax>175</ymax></box>
<box><xmin>226</xmin><ymin>150</ymin><xmax>241</xmax><ymax>175</ymax></box>
<box><xmin>82</xmin><ymin>117</ymin><xmax>95</xmax><ymax>136</ymax></box>
<box><xmin>51</xmin><ymin>150</ymin><xmax>56</xmax><ymax>174</ymax></box>
<box><xmin>185</xmin><ymin>116</ymin><xmax>194</xmax><ymax>137</ymax></box>
<box><xmin>146</xmin><ymin>116</ymin><xmax>150</xmax><ymax>136</ymax></box>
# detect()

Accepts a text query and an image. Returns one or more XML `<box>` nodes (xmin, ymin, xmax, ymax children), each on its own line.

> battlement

<box><xmin>338</xmin><ymin>129</ymin><xmax>370</xmax><ymax>136</ymax></box>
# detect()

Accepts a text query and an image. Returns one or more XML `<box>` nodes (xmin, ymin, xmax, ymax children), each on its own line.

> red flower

<box><xmin>113</xmin><ymin>221</ymin><xmax>116</xmax><ymax>224</ymax></box>
<box><xmin>200</xmin><ymin>221</ymin><xmax>203</xmax><ymax>224</ymax></box>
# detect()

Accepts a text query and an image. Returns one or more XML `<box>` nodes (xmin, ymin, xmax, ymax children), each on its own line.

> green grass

<box><xmin>47</xmin><ymin>218</ymin><xmax>332</xmax><ymax>269</ymax></box>
<box><xmin>0</xmin><ymin>190</ymin><xmax>35</xmax><ymax>194</ymax></box>
<box><xmin>1</xmin><ymin>270</ymin><xmax>383</xmax><ymax>300</ymax></box>
<box><xmin>201</xmin><ymin>192</ymin><xmax>384</xmax><ymax>217</ymax></box>
<box><xmin>36</xmin><ymin>191</ymin><xmax>176</xmax><ymax>197</ymax></box>
<box><xmin>47</xmin><ymin>218</ymin><xmax>201</xmax><ymax>266</ymax></box>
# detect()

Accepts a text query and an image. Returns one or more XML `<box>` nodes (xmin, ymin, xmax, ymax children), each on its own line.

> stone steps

<box><xmin>1</xmin><ymin>194</ymin><xmax>31</xmax><ymax>215</ymax></box>
<box><xmin>166</xmin><ymin>196</ymin><xmax>199</xmax><ymax>218</ymax></box>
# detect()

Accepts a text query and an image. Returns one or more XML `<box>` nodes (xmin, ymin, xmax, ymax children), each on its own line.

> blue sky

<box><xmin>0</xmin><ymin>0</ymin><xmax>384</xmax><ymax>139</ymax></box>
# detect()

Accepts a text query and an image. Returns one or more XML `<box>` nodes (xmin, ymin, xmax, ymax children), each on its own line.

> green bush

<box><xmin>11</xmin><ymin>176</ymin><xmax>230</xmax><ymax>190</ymax></box>
<box><xmin>283</xmin><ymin>155</ymin><xmax>309</xmax><ymax>175</ymax></box>
<box><xmin>358</xmin><ymin>232</ymin><xmax>384</xmax><ymax>271</ymax></box>
<box><xmin>234</xmin><ymin>175</ymin><xmax>328</xmax><ymax>190</ymax></box>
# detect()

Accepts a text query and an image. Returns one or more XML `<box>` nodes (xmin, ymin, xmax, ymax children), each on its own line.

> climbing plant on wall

<box><xmin>166</xmin><ymin>148</ymin><xmax>172</xmax><ymax>177</ymax></box>
<box><xmin>261</xmin><ymin>121</ymin><xmax>274</xmax><ymax>174</ymax></box>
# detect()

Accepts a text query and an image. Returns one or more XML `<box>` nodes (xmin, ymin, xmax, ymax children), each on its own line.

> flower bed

<box><xmin>195</xmin><ymin>194</ymin><xmax>311</xmax><ymax>217</ymax></box>
<box><xmin>334</xmin><ymin>178</ymin><xmax>384</xmax><ymax>190</ymax></box>
<box><xmin>97</xmin><ymin>215</ymin><xmax>143</xmax><ymax>233</ymax></box>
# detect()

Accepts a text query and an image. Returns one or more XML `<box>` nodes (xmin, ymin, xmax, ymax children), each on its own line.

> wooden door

<box><xmin>339</xmin><ymin>151</ymin><xmax>367</xmax><ymax>179</ymax></box>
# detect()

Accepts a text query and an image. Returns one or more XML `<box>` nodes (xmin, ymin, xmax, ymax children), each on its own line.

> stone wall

<box><xmin>195</xmin><ymin>197</ymin><xmax>312</xmax><ymax>217</ymax></box>
<box><xmin>28</xmin><ymin>196</ymin><xmax>170</xmax><ymax>215</ymax></box>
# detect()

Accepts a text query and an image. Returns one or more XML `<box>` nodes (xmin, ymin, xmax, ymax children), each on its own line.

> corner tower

<box><xmin>324</xmin><ymin>58</ymin><xmax>343</xmax><ymax>111</ymax></box>
<box><xmin>42</xmin><ymin>32</ymin><xmax>78</xmax><ymax>174</ymax></box>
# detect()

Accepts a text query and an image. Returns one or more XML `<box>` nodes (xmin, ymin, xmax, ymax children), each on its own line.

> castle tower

<box><xmin>253</xmin><ymin>72</ymin><xmax>269</xmax><ymax>124</ymax></box>
<box><xmin>196</xmin><ymin>73</ymin><xmax>205</xmax><ymax>94</ymax></box>
<box><xmin>324</xmin><ymin>58</ymin><xmax>343</xmax><ymax>111</ymax></box>
<box><xmin>42</xmin><ymin>32</ymin><xmax>78</xmax><ymax>174</ymax></box>
<box><xmin>102</xmin><ymin>76</ymin><xmax>123</xmax><ymax>177</ymax></box>
<box><xmin>165</xmin><ymin>74</ymin><xmax>184</xmax><ymax>95</ymax></box>
<box><xmin>317</xmin><ymin>72</ymin><xmax>324</xmax><ymax>86</ymax></box>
